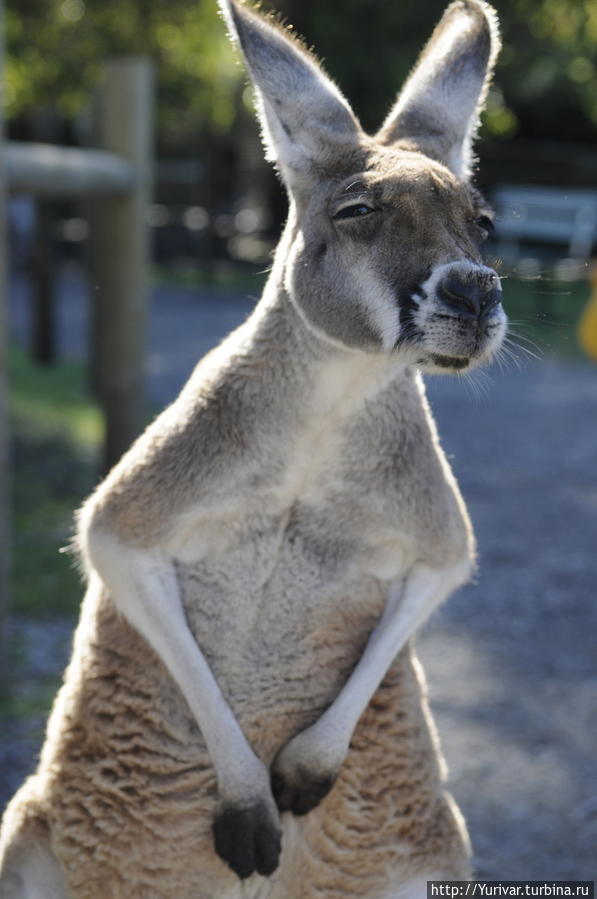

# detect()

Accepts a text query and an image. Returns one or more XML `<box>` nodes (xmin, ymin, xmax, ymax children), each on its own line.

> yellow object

<box><xmin>578</xmin><ymin>268</ymin><xmax>597</xmax><ymax>361</ymax></box>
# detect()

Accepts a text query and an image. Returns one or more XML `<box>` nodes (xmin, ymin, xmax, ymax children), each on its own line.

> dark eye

<box><xmin>334</xmin><ymin>203</ymin><xmax>375</xmax><ymax>220</ymax></box>
<box><xmin>474</xmin><ymin>214</ymin><xmax>495</xmax><ymax>236</ymax></box>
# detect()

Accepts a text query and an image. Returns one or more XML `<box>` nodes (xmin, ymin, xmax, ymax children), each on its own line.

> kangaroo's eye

<box><xmin>334</xmin><ymin>203</ymin><xmax>375</xmax><ymax>220</ymax></box>
<box><xmin>475</xmin><ymin>215</ymin><xmax>495</xmax><ymax>236</ymax></box>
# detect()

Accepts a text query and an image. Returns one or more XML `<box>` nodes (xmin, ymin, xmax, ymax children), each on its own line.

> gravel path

<box><xmin>4</xmin><ymin>270</ymin><xmax>597</xmax><ymax>879</ymax></box>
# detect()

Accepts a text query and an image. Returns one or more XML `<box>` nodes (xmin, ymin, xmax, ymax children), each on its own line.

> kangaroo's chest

<box><xmin>174</xmin><ymin>497</ymin><xmax>390</xmax><ymax>736</ymax></box>
<box><xmin>170</xmin><ymin>455</ymin><xmax>420</xmax><ymax>703</ymax></box>
<box><xmin>170</xmin><ymin>436</ymin><xmax>414</xmax><ymax>614</ymax></box>
<box><xmin>170</xmin><ymin>390</ymin><xmax>455</xmax><ymax>597</ymax></box>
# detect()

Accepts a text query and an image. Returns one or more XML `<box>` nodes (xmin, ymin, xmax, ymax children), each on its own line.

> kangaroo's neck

<box><xmin>246</xmin><ymin>272</ymin><xmax>410</xmax><ymax>426</ymax></box>
<box><xmin>184</xmin><ymin>223</ymin><xmax>416</xmax><ymax>458</ymax></box>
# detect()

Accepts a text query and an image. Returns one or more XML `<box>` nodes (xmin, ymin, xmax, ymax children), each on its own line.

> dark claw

<box><xmin>213</xmin><ymin>802</ymin><xmax>282</xmax><ymax>879</ymax></box>
<box><xmin>271</xmin><ymin>768</ymin><xmax>336</xmax><ymax>816</ymax></box>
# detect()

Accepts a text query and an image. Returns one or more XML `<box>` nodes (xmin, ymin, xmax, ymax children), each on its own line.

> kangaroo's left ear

<box><xmin>377</xmin><ymin>0</ymin><xmax>500</xmax><ymax>180</ymax></box>
<box><xmin>219</xmin><ymin>0</ymin><xmax>361</xmax><ymax>187</ymax></box>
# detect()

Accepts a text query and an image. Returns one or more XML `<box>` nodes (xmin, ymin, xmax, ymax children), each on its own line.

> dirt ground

<box><xmin>422</xmin><ymin>362</ymin><xmax>597</xmax><ymax>879</ymax></box>
<box><xmin>3</xmin><ymin>273</ymin><xmax>597</xmax><ymax>880</ymax></box>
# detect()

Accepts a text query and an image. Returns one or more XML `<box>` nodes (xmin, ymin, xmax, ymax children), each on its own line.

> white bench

<box><xmin>491</xmin><ymin>184</ymin><xmax>597</xmax><ymax>260</ymax></box>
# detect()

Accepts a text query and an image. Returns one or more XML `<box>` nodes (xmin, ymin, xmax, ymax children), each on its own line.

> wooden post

<box><xmin>0</xmin><ymin>0</ymin><xmax>10</xmax><ymax>680</ymax></box>
<box><xmin>31</xmin><ymin>200</ymin><xmax>57</xmax><ymax>365</ymax></box>
<box><xmin>29</xmin><ymin>112</ymin><xmax>60</xmax><ymax>367</ymax></box>
<box><xmin>90</xmin><ymin>58</ymin><xmax>153</xmax><ymax>472</ymax></box>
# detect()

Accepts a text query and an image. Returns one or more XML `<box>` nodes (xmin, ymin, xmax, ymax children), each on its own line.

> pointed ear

<box><xmin>219</xmin><ymin>0</ymin><xmax>361</xmax><ymax>186</ymax></box>
<box><xmin>377</xmin><ymin>0</ymin><xmax>500</xmax><ymax>179</ymax></box>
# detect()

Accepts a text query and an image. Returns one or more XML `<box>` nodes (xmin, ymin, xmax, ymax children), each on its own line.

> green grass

<box><xmin>0</xmin><ymin>675</ymin><xmax>63</xmax><ymax>721</ymax></box>
<box><xmin>501</xmin><ymin>276</ymin><xmax>589</xmax><ymax>361</ymax></box>
<box><xmin>151</xmin><ymin>262</ymin><xmax>268</xmax><ymax>297</ymax></box>
<box><xmin>10</xmin><ymin>347</ymin><xmax>102</xmax><ymax>618</ymax></box>
<box><xmin>10</xmin><ymin>349</ymin><xmax>102</xmax><ymax>449</ymax></box>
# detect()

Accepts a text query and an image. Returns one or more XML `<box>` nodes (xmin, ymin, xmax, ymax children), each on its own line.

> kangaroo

<box><xmin>0</xmin><ymin>1</ymin><xmax>506</xmax><ymax>896</ymax></box>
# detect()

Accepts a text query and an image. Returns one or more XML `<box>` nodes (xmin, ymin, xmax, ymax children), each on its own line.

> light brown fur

<box><xmin>3</xmin><ymin>586</ymin><xmax>468</xmax><ymax>897</ymax></box>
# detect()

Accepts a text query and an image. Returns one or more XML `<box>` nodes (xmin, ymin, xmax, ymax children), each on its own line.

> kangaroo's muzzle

<box><xmin>438</xmin><ymin>268</ymin><xmax>502</xmax><ymax>320</ymax></box>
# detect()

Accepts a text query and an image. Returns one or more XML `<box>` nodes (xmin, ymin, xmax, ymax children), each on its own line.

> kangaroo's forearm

<box><xmin>310</xmin><ymin>559</ymin><xmax>471</xmax><ymax>749</ymax></box>
<box><xmin>81</xmin><ymin>521</ymin><xmax>267</xmax><ymax>802</ymax></box>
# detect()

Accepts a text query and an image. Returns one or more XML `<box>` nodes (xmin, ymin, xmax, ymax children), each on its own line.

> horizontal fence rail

<box><xmin>5</xmin><ymin>142</ymin><xmax>136</xmax><ymax>197</ymax></box>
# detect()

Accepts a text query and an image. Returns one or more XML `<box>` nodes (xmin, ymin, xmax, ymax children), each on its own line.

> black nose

<box><xmin>439</xmin><ymin>272</ymin><xmax>502</xmax><ymax>319</ymax></box>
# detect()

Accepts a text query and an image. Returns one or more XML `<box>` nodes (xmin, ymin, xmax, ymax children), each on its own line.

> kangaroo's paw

<box><xmin>213</xmin><ymin>799</ymin><xmax>282</xmax><ymax>880</ymax></box>
<box><xmin>271</xmin><ymin>765</ymin><xmax>336</xmax><ymax>816</ymax></box>
<box><xmin>271</xmin><ymin>727</ymin><xmax>343</xmax><ymax>816</ymax></box>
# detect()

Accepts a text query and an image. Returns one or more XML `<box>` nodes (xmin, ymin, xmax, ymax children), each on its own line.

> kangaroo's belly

<box><xmin>179</xmin><ymin>563</ymin><xmax>387</xmax><ymax>760</ymax></box>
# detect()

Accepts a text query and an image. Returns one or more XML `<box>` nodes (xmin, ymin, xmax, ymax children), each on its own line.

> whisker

<box><xmin>495</xmin><ymin>342</ymin><xmax>524</xmax><ymax>370</ymax></box>
<box><xmin>506</xmin><ymin>329</ymin><xmax>543</xmax><ymax>355</ymax></box>
<box><xmin>502</xmin><ymin>336</ymin><xmax>541</xmax><ymax>364</ymax></box>
<box><xmin>491</xmin><ymin>346</ymin><xmax>511</xmax><ymax>376</ymax></box>
<box><xmin>506</xmin><ymin>318</ymin><xmax>538</xmax><ymax>331</ymax></box>
<box><xmin>533</xmin><ymin>289</ymin><xmax>573</xmax><ymax>296</ymax></box>
<box><xmin>505</xmin><ymin>333</ymin><xmax>543</xmax><ymax>360</ymax></box>
<box><xmin>457</xmin><ymin>366</ymin><xmax>492</xmax><ymax>402</ymax></box>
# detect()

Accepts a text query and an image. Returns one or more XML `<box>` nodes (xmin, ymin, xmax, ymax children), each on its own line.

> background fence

<box><xmin>0</xmin><ymin>0</ymin><xmax>153</xmax><ymax>663</ymax></box>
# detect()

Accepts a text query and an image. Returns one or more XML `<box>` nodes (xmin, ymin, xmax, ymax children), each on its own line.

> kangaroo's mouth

<box><xmin>404</xmin><ymin>301</ymin><xmax>507</xmax><ymax>374</ymax></box>
<box><xmin>428</xmin><ymin>353</ymin><xmax>470</xmax><ymax>370</ymax></box>
<box><xmin>411</xmin><ymin>319</ymin><xmax>506</xmax><ymax>374</ymax></box>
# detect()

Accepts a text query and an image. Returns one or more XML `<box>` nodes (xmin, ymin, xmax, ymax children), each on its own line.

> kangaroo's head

<box><xmin>220</xmin><ymin>0</ymin><xmax>507</xmax><ymax>373</ymax></box>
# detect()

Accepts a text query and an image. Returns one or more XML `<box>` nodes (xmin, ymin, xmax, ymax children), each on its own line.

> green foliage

<box><xmin>0</xmin><ymin>672</ymin><xmax>62</xmax><ymax>721</ymax></box>
<box><xmin>4</xmin><ymin>0</ymin><xmax>240</xmax><ymax>140</ymax></box>
<box><xmin>5</xmin><ymin>0</ymin><xmax>597</xmax><ymax>144</ymax></box>
<box><xmin>493</xmin><ymin>0</ymin><xmax>597</xmax><ymax>141</ymax></box>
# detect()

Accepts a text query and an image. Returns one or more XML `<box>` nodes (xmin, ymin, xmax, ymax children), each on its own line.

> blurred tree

<box><xmin>3</xmin><ymin>0</ymin><xmax>596</xmax><ymax>145</ymax></box>
<box><xmin>3</xmin><ymin>0</ymin><xmax>239</xmax><ymax>145</ymax></box>
<box><xmin>492</xmin><ymin>0</ymin><xmax>597</xmax><ymax>141</ymax></box>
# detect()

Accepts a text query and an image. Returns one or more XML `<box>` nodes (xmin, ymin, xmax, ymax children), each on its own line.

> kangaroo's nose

<box><xmin>439</xmin><ymin>271</ymin><xmax>502</xmax><ymax>319</ymax></box>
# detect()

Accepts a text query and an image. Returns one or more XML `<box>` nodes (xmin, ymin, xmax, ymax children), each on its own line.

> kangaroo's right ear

<box><xmin>377</xmin><ymin>0</ymin><xmax>500</xmax><ymax>180</ymax></box>
<box><xmin>218</xmin><ymin>0</ymin><xmax>361</xmax><ymax>186</ymax></box>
